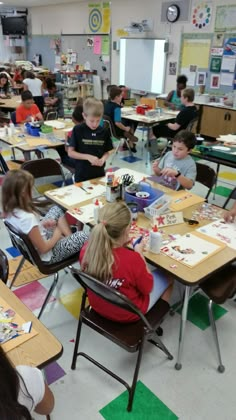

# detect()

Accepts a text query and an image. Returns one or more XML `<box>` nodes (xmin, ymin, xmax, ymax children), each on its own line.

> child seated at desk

<box><xmin>0</xmin><ymin>346</ymin><xmax>54</xmax><ymax>418</ymax></box>
<box><xmin>16</xmin><ymin>90</ymin><xmax>43</xmax><ymax>124</ymax></box>
<box><xmin>80</xmin><ymin>201</ymin><xmax>173</xmax><ymax>323</ymax></box>
<box><xmin>104</xmin><ymin>86</ymin><xmax>138</xmax><ymax>152</ymax></box>
<box><xmin>2</xmin><ymin>170</ymin><xmax>88</xmax><ymax>263</ymax></box>
<box><xmin>68</xmin><ymin>97</ymin><xmax>113</xmax><ymax>182</ymax></box>
<box><xmin>0</xmin><ymin>72</ymin><xmax>11</xmax><ymax>99</ymax></box>
<box><xmin>44</xmin><ymin>79</ymin><xmax>64</xmax><ymax>118</ymax></box>
<box><xmin>152</xmin><ymin>130</ymin><xmax>196</xmax><ymax>190</ymax></box>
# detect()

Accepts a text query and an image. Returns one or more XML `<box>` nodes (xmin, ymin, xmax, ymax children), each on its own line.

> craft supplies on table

<box><xmin>125</xmin><ymin>182</ymin><xmax>164</xmax><ymax>212</ymax></box>
<box><xmin>160</xmin><ymin>231</ymin><xmax>226</xmax><ymax>268</ymax></box>
<box><xmin>170</xmin><ymin>191</ymin><xmax>205</xmax><ymax>211</ymax></box>
<box><xmin>67</xmin><ymin>201</ymin><xmax>103</xmax><ymax>224</ymax></box>
<box><xmin>46</xmin><ymin>182</ymin><xmax>106</xmax><ymax>207</ymax></box>
<box><xmin>197</xmin><ymin>219</ymin><xmax>236</xmax><ymax>250</ymax></box>
<box><xmin>144</xmin><ymin>195</ymin><xmax>171</xmax><ymax>219</ymax></box>
<box><xmin>191</xmin><ymin>203</ymin><xmax>224</xmax><ymax>221</ymax></box>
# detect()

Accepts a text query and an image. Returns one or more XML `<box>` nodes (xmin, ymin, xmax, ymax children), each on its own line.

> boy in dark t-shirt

<box><xmin>68</xmin><ymin>98</ymin><xmax>113</xmax><ymax>182</ymax></box>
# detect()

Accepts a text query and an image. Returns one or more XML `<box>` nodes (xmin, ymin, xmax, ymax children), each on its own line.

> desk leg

<box><xmin>175</xmin><ymin>285</ymin><xmax>191</xmax><ymax>370</ymax></box>
<box><xmin>12</xmin><ymin>147</ymin><xmax>16</xmax><ymax>160</ymax></box>
<box><xmin>213</xmin><ymin>163</ymin><xmax>220</xmax><ymax>200</ymax></box>
<box><xmin>23</xmin><ymin>151</ymin><xmax>31</xmax><ymax>161</ymax></box>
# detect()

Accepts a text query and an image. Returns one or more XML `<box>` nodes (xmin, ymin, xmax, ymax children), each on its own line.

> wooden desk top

<box><xmin>121</xmin><ymin>109</ymin><xmax>177</xmax><ymax>125</ymax></box>
<box><xmin>0</xmin><ymin>282</ymin><xmax>63</xmax><ymax>368</ymax></box>
<box><xmin>45</xmin><ymin>178</ymin><xmax>235</xmax><ymax>286</ymax></box>
<box><xmin>0</xmin><ymin>132</ymin><xmax>64</xmax><ymax>153</ymax></box>
<box><xmin>0</xmin><ymin>95</ymin><xmax>21</xmax><ymax>109</ymax></box>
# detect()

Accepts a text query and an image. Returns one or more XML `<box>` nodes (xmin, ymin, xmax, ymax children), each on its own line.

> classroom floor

<box><xmin>0</xmin><ymin>130</ymin><xmax>235</xmax><ymax>420</ymax></box>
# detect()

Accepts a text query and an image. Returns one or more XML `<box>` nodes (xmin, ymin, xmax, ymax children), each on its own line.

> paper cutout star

<box><xmin>156</xmin><ymin>215</ymin><xmax>165</xmax><ymax>225</ymax></box>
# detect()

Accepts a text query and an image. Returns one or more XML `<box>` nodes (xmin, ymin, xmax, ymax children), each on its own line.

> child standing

<box><xmin>104</xmin><ymin>86</ymin><xmax>138</xmax><ymax>152</ymax></box>
<box><xmin>68</xmin><ymin>98</ymin><xmax>113</xmax><ymax>182</ymax></box>
<box><xmin>80</xmin><ymin>202</ymin><xmax>172</xmax><ymax>323</ymax></box>
<box><xmin>152</xmin><ymin>130</ymin><xmax>196</xmax><ymax>190</ymax></box>
<box><xmin>16</xmin><ymin>90</ymin><xmax>43</xmax><ymax>124</ymax></box>
<box><xmin>2</xmin><ymin>170</ymin><xmax>88</xmax><ymax>263</ymax></box>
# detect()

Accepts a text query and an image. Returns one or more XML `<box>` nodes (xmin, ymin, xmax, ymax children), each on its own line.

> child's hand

<box><xmin>88</xmin><ymin>155</ymin><xmax>99</xmax><ymax>165</ymax></box>
<box><xmin>125</xmin><ymin>126</ymin><xmax>131</xmax><ymax>132</ymax></box>
<box><xmin>224</xmin><ymin>208</ymin><xmax>236</xmax><ymax>223</ymax></box>
<box><xmin>161</xmin><ymin>167</ymin><xmax>178</xmax><ymax>177</ymax></box>
<box><xmin>96</xmin><ymin>157</ymin><xmax>105</xmax><ymax>167</ymax></box>
<box><xmin>42</xmin><ymin>219</ymin><xmax>57</xmax><ymax>229</ymax></box>
<box><xmin>134</xmin><ymin>241</ymin><xmax>145</xmax><ymax>254</ymax></box>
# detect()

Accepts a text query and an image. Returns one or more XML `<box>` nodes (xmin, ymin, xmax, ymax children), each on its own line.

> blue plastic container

<box><xmin>124</xmin><ymin>182</ymin><xmax>164</xmax><ymax>212</ymax></box>
<box><xmin>25</xmin><ymin>123</ymin><xmax>40</xmax><ymax>137</ymax></box>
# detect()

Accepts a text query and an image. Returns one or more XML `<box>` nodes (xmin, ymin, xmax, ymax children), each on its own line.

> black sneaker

<box><xmin>130</xmin><ymin>145</ymin><xmax>137</xmax><ymax>153</ymax></box>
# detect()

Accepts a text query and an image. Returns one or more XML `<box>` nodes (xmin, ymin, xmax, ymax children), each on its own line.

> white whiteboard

<box><xmin>119</xmin><ymin>38</ymin><xmax>167</xmax><ymax>94</ymax></box>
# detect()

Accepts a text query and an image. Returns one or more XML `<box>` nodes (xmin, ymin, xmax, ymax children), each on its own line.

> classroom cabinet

<box><xmin>200</xmin><ymin>105</ymin><xmax>236</xmax><ymax>137</ymax></box>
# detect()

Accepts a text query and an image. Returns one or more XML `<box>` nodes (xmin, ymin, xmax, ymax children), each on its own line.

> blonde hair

<box><xmin>82</xmin><ymin>202</ymin><xmax>131</xmax><ymax>282</ymax></box>
<box><xmin>83</xmin><ymin>97</ymin><xmax>104</xmax><ymax>117</ymax></box>
<box><xmin>182</xmin><ymin>88</ymin><xmax>195</xmax><ymax>102</ymax></box>
<box><xmin>2</xmin><ymin>169</ymin><xmax>35</xmax><ymax>215</ymax></box>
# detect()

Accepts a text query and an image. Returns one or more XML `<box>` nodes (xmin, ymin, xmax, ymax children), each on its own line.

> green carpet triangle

<box><xmin>212</xmin><ymin>186</ymin><xmax>233</xmax><ymax>198</ymax></box>
<box><xmin>100</xmin><ymin>380</ymin><xmax>178</xmax><ymax>420</ymax></box>
<box><xmin>177</xmin><ymin>293</ymin><xmax>228</xmax><ymax>330</ymax></box>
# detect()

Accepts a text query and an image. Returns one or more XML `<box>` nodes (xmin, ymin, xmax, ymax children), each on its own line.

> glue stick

<box><xmin>94</xmin><ymin>199</ymin><xmax>100</xmax><ymax>223</ymax></box>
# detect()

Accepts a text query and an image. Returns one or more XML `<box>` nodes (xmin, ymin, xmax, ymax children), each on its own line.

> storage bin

<box><xmin>144</xmin><ymin>195</ymin><xmax>171</xmax><ymax>219</ymax></box>
<box><xmin>124</xmin><ymin>182</ymin><xmax>164</xmax><ymax>212</ymax></box>
<box><xmin>25</xmin><ymin>123</ymin><xmax>40</xmax><ymax>137</ymax></box>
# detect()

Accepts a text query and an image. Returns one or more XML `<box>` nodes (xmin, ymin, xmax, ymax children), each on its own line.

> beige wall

<box><xmin>29</xmin><ymin>0</ymin><xmax>234</xmax><ymax>93</ymax></box>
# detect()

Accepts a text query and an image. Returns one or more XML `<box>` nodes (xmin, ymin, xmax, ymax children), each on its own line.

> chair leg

<box><xmin>110</xmin><ymin>140</ymin><xmax>122</xmax><ymax>164</ymax></box>
<box><xmin>71</xmin><ymin>292</ymin><xmax>87</xmax><ymax>369</ymax></box>
<box><xmin>38</xmin><ymin>272</ymin><xmax>59</xmax><ymax>320</ymax></box>
<box><xmin>127</xmin><ymin>337</ymin><xmax>145</xmax><ymax>412</ymax></box>
<box><xmin>148</xmin><ymin>333</ymin><xmax>173</xmax><ymax>360</ymax></box>
<box><xmin>9</xmin><ymin>256</ymin><xmax>25</xmax><ymax>288</ymax></box>
<box><xmin>208</xmin><ymin>299</ymin><xmax>225</xmax><ymax>373</ymax></box>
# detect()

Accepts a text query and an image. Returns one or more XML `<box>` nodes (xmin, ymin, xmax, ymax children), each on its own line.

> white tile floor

<box><xmin>0</xmin><ymin>135</ymin><xmax>236</xmax><ymax>420</ymax></box>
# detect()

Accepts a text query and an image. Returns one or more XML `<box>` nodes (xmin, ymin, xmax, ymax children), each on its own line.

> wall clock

<box><xmin>166</xmin><ymin>4</ymin><xmax>180</xmax><ymax>23</ymax></box>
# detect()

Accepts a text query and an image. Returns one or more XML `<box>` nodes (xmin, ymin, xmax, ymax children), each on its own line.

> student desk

<box><xmin>44</xmin><ymin>178</ymin><xmax>235</xmax><ymax>369</ymax></box>
<box><xmin>0</xmin><ymin>95</ymin><xmax>21</xmax><ymax>110</ymax></box>
<box><xmin>0</xmin><ymin>281</ymin><xmax>63</xmax><ymax>369</ymax></box>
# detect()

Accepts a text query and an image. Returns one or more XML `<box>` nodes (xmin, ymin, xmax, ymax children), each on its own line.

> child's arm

<box><xmin>167</xmin><ymin>121</ymin><xmax>180</xmax><ymax>131</ymax></box>
<box><xmin>115</xmin><ymin>121</ymin><xmax>131</xmax><ymax>133</ymax></box>
<box><xmin>35</xmin><ymin>111</ymin><xmax>43</xmax><ymax>121</ymax></box>
<box><xmin>68</xmin><ymin>146</ymin><xmax>99</xmax><ymax>165</ymax></box>
<box><xmin>28</xmin><ymin>226</ymin><xmax>62</xmax><ymax>254</ymax></box>
<box><xmin>224</xmin><ymin>202</ymin><xmax>236</xmax><ymax>223</ymax></box>
<box><xmin>152</xmin><ymin>160</ymin><xmax>162</xmax><ymax>175</ymax></box>
<box><xmin>161</xmin><ymin>167</ymin><xmax>194</xmax><ymax>189</ymax></box>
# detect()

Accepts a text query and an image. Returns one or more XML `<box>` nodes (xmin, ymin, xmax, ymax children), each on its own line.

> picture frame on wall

<box><xmin>196</xmin><ymin>71</ymin><xmax>206</xmax><ymax>85</ymax></box>
<box><xmin>210</xmin><ymin>74</ymin><xmax>221</xmax><ymax>89</ymax></box>
<box><xmin>210</xmin><ymin>56</ymin><xmax>222</xmax><ymax>73</ymax></box>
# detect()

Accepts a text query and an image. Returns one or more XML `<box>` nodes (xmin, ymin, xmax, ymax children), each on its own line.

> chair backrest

<box><xmin>0</xmin><ymin>249</ymin><xmax>9</xmax><ymax>284</ymax></box>
<box><xmin>21</xmin><ymin>158</ymin><xmax>65</xmax><ymax>190</ymax></box>
<box><xmin>71</xmin><ymin>268</ymin><xmax>153</xmax><ymax>329</ymax></box>
<box><xmin>186</xmin><ymin>116</ymin><xmax>199</xmax><ymax>133</ymax></box>
<box><xmin>0</xmin><ymin>153</ymin><xmax>9</xmax><ymax>174</ymax></box>
<box><xmin>44</xmin><ymin>110</ymin><xmax>58</xmax><ymax>121</ymax></box>
<box><xmin>103</xmin><ymin>114</ymin><xmax>120</xmax><ymax>140</ymax></box>
<box><xmin>223</xmin><ymin>187</ymin><xmax>236</xmax><ymax>209</ymax></box>
<box><xmin>140</xmin><ymin>97</ymin><xmax>156</xmax><ymax>109</ymax></box>
<box><xmin>196</xmin><ymin>162</ymin><xmax>216</xmax><ymax>200</ymax></box>
<box><xmin>10</xmin><ymin>111</ymin><xmax>17</xmax><ymax>125</ymax></box>
<box><xmin>4</xmin><ymin>220</ymin><xmax>48</xmax><ymax>272</ymax></box>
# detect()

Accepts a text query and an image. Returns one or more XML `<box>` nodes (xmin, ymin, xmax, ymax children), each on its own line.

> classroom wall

<box><xmin>29</xmin><ymin>0</ymin><xmax>235</xmax><ymax>93</ymax></box>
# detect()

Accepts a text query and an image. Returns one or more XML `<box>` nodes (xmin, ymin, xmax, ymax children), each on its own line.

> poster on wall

<box><xmin>210</xmin><ymin>74</ymin><xmax>220</xmax><ymax>89</ymax></box>
<box><xmin>88</xmin><ymin>2</ymin><xmax>111</xmax><ymax>34</ymax></box>
<box><xmin>210</xmin><ymin>57</ymin><xmax>222</xmax><ymax>73</ymax></box>
<box><xmin>191</xmin><ymin>2</ymin><xmax>212</xmax><ymax>30</ymax></box>
<box><xmin>212</xmin><ymin>32</ymin><xmax>224</xmax><ymax>47</ymax></box>
<box><xmin>169</xmin><ymin>62</ymin><xmax>177</xmax><ymax>75</ymax></box>
<box><xmin>196</xmin><ymin>71</ymin><xmax>206</xmax><ymax>85</ymax></box>
<box><xmin>223</xmin><ymin>37</ymin><xmax>236</xmax><ymax>56</ymax></box>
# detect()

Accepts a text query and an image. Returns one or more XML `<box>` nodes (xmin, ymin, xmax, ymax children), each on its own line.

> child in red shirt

<box><xmin>80</xmin><ymin>202</ymin><xmax>173</xmax><ymax>322</ymax></box>
<box><xmin>16</xmin><ymin>90</ymin><xmax>43</xmax><ymax>124</ymax></box>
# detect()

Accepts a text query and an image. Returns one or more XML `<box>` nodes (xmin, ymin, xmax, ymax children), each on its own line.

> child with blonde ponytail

<box><xmin>80</xmin><ymin>202</ymin><xmax>173</xmax><ymax>322</ymax></box>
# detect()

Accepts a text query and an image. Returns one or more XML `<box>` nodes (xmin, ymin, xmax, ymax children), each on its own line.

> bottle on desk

<box><xmin>149</xmin><ymin>225</ymin><xmax>162</xmax><ymax>254</ymax></box>
<box><xmin>93</xmin><ymin>199</ymin><xmax>100</xmax><ymax>223</ymax></box>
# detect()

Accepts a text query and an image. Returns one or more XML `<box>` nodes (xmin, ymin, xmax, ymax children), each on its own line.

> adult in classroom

<box><xmin>164</xmin><ymin>74</ymin><xmax>188</xmax><ymax>110</ymax></box>
<box><xmin>23</xmin><ymin>71</ymin><xmax>44</xmax><ymax>115</ymax></box>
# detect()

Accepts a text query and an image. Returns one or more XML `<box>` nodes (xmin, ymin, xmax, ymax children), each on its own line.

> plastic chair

<box><xmin>186</xmin><ymin>116</ymin><xmax>199</xmax><ymax>133</ymax></box>
<box><xmin>0</xmin><ymin>152</ymin><xmax>23</xmax><ymax>175</ymax></box>
<box><xmin>21</xmin><ymin>158</ymin><xmax>66</xmax><ymax>214</ymax></box>
<box><xmin>0</xmin><ymin>249</ymin><xmax>9</xmax><ymax>284</ymax></box>
<box><xmin>223</xmin><ymin>187</ymin><xmax>236</xmax><ymax>209</ymax></box>
<box><xmin>103</xmin><ymin>114</ymin><xmax>132</xmax><ymax>164</ymax></box>
<box><xmin>4</xmin><ymin>220</ymin><xmax>78</xmax><ymax>319</ymax></box>
<box><xmin>44</xmin><ymin>110</ymin><xmax>58</xmax><ymax>121</ymax></box>
<box><xmin>200</xmin><ymin>264</ymin><xmax>236</xmax><ymax>372</ymax></box>
<box><xmin>70</xmin><ymin>268</ymin><xmax>173</xmax><ymax>412</ymax></box>
<box><xmin>10</xmin><ymin>111</ymin><xmax>17</xmax><ymax>125</ymax></box>
<box><xmin>196</xmin><ymin>162</ymin><xmax>216</xmax><ymax>201</ymax></box>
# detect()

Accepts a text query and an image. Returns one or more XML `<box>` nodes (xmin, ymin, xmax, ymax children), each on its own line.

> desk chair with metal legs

<box><xmin>103</xmin><ymin>115</ymin><xmax>133</xmax><ymax>164</ymax></box>
<box><xmin>223</xmin><ymin>187</ymin><xmax>236</xmax><ymax>209</ymax></box>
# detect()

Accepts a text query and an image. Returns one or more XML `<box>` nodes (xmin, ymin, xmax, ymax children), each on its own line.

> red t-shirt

<box><xmin>16</xmin><ymin>103</ymin><xmax>40</xmax><ymax>123</ymax></box>
<box><xmin>79</xmin><ymin>245</ymin><xmax>153</xmax><ymax>322</ymax></box>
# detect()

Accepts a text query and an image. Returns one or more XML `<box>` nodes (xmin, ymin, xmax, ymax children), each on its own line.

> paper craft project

<box><xmin>217</xmin><ymin>134</ymin><xmax>236</xmax><ymax>145</ymax></box>
<box><xmin>67</xmin><ymin>203</ymin><xmax>99</xmax><ymax>224</ymax></box>
<box><xmin>129</xmin><ymin>222</ymin><xmax>150</xmax><ymax>245</ymax></box>
<box><xmin>46</xmin><ymin>183</ymin><xmax>106</xmax><ymax>207</ymax></box>
<box><xmin>44</xmin><ymin>121</ymin><xmax>65</xmax><ymax>129</ymax></box>
<box><xmin>160</xmin><ymin>231</ymin><xmax>225</xmax><ymax>267</ymax></box>
<box><xmin>0</xmin><ymin>296</ymin><xmax>37</xmax><ymax>352</ymax></box>
<box><xmin>170</xmin><ymin>191</ymin><xmax>205</xmax><ymax>211</ymax></box>
<box><xmin>153</xmin><ymin>212</ymin><xmax>184</xmax><ymax>227</ymax></box>
<box><xmin>197</xmin><ymin>219</ymin><xmax>236</xmax><ymax>250</ymax></box>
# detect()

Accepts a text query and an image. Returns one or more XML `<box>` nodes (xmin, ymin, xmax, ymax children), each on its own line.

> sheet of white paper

<box><xmin>197</xmin><ymin>220</ymin><xmax>236</xmax><ymax>250</ymax></box>
<box><xmin>221</xmin><ymin>56</ymin><xmax>236</xmax><ymax>72</ymax></box>
<box><xmin>46</xmin><ymin>183</ymin><xmax>106</xmax><ymax>206</ymax></box>
<box><xmin>220</xmin><ymin>72</ymin><xmax>234</xmax><ymax>86</ymax></box>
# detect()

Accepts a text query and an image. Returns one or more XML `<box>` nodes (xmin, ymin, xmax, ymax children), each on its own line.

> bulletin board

<box><xmin>179</xmin><ymin>32</ymin><xmax>236</xmax><ymax>94</ymax></box>
<box><xmin>26</xmin><ymin>35</ymin><xmax>59</xmax><ymax>71</ymax></box>
<box><xmin>61</xmin><ymin>34</ymin><xmax>111</xmax><ymax>81</ymax></box>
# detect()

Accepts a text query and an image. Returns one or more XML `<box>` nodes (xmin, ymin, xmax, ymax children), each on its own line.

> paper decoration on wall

<box><xmin>87</xmin><ymin>37</ymin><xmax>94</xmax><ymax>47</ymax></box>
<box><xmin>210</xmin><ymin>74</ymin><xmax>220</xmax><ymax>89</ymax></box>
<box><xmin>88</xmin><ymin>2</ymin><xmax>111</xmax><ymax>33</ymax></box>
<box><xmin>169</xmin><ymin>62</ymin><xmax>177</xmax><ymax>75</ymax></box>
<box><xmin>212</xmin><ymin>33</ymin><xmax>224</xmax><ymax>48</ymax></box>
<box><xmin>215</xmin><ymin>5</ymin><xmax>236</xmax><ymax>32</ymax></box>
<box><xmin>192</xmin><ymin>2</ymin><xmax>212</xmax><ymax>29</ymax></box>
<box><xmin>210</xmin><ymin>57</ymin><xmax>222</xmax><ymax>73</ymax></box>
<box><xmin>196</xmin><ymin>71</ymin><xmax>206</xmax><ymax>85</ymax></box>
<box><xmin>223</xmin><ymin>37</ymin><xmax>236</xmax><ymax>57</ymax></box>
